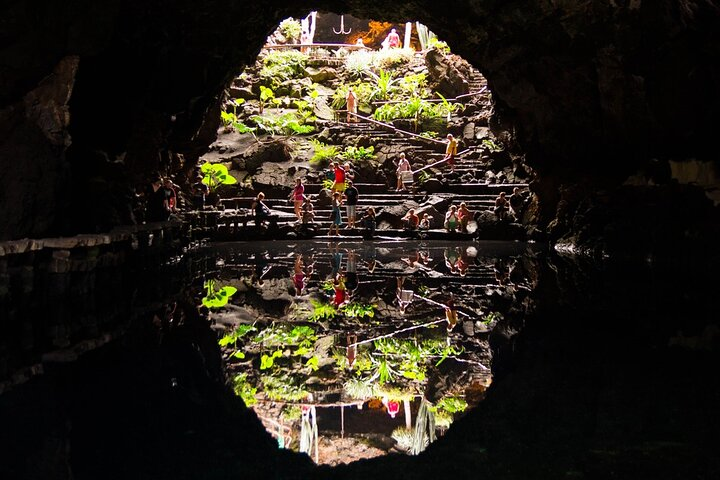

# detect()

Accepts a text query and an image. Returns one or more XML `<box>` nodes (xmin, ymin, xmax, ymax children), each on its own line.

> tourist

<box><xmin>458</xmin><ymin>202</ymin><xmax>472</xmax><ymax>232</ymax></box>
<box><xmin>386</xmin><ymin>28</ymin><xmax>401</xmax><ymax>49</ymax></box>
<box><xmin>301</xmin><ymin>196</ymin><xmax>315</xmax><ymax>224</ymax></box>
<box><xmin>346</xmin><ymin>87</ymin><xmax>357</xmax><ymax>122</ymax></box>
<box><xmin>395</xmin><ymin>152</ymin><xmax>412</xmax><ymax>191</ymax></box>
<box><xmin>290</xmin><ymin>178</ymin><xmax>305</xmax><ymax>222</ymax></box>
<box><xmin>329</xmin><ymin>191</ymin><xmax>343</xmax><ymax>236</ymax></box>
<box><xmin>396</xmin><ymin>277</ymin><xmax>414</xmax><ymax>315</ymax></box>
<box><xmin>443</xmin><ymin>133</ymin><xmax>458</xmax><ymax>172</ymax></box>
<box><xmin>361</xmin><ymin>207</ymin><xmax>376</xmax><ymax>239</ymax></box>
<box><xmin>344</xmin><ymin>162</ymin><xmax>356</xmax><ymax>183</ymax></box>
<box><xmin>191</xmin><ymin>175</ymin><xmax>208</xmax><ymax>210</ymax></box>
<box><xmin>382</xmin><ymin>397</ymin><xmax>401</xmax><ymax>418</ymax></box>
<box><xmin>345</xmin><ymin>249</ymin><xmax>358</xmax><ymax>294</ymax></box>
<box><xmin>300</xmin><ymin>30</ymin><xmax>310</xmax><ymax>54</ymax></box>
<box><xmin>146</xmin><ymin>176</ymin><xmax>169</xmax><ymax>222</ymax></box>
<box><xmin>444</xmin><ymin>205</ymin><xmax>459</xmax><ymax>232</ymax></box>
<box><xmin>333</xmin><ymin>272</ymin><xmax>348</xmax><ymax>307</ymax></box>
<box><xmin>445</xmin><ymin>295</ymin><xmax>458</xmax><ymax>332</ymax></box>
<box><xmin>457</xmin><ymin>248</ymin><xmax>470</xmax><ymax>277</ymax></box>
<box><xmin>444</xmin><ymin>246</ymin><xmax>459</xmax><ymax>274</ymax></box>
<box><xmin>494</xmin><ymin>191</ymin><xmax>509</xmax><ymax>220</ymax></box>
<box><xmin>419</xmin><ymin>213</ymin><xmax>431</xmax><ymax>231</ymax></box>
<box><xmin>344</xmin><ymin>180</ymin><xmax>359</xmax><ymax>228</ymax></box>
<box><xmin>330</xmin><ymin>242</ymin><xmax>343</xmax><ymax>278</ymax></box>
<box><xmin>163</xmin><ymin>178</ymin><xmax>178</xmax><ymax>213</ymax></box>
<box><xmin>346</xmin><ymin>333</ymin><xmax>358</xmax><ymax>369</ymax></box>
<box><xmin>402</xmin><ymin>208</ymin><xmax>419</xmax><ymax>230</ymax></box>
<box><xmin>509</xmin><ymin>187</ymin><xmax>525</xmax><ymax>220</ymax></box>
<box><xmin>293</xmin><ymin>254</ymin><xmax>306</xmax><ymax>296</ymax></box>
<box><xmin>252</xmin><ymin>192</ymin><xmax>273</xmax><ymax>227</ymax></box>
<box><xmin>332</xmin><ymin>162</ymin><xmax>346</xmax><ymax>193</ymax></box>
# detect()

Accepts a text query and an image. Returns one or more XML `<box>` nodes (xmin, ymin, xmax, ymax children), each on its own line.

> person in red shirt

<box><xmin>332</xmin><ymin>162</ymin><xmax>346</xmax><ymax>193</ymax></box>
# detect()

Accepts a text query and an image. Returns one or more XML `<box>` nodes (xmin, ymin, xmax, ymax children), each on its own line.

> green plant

<box><xmin>392</xmin><ymin>427</ymin><xmax>414</xmax><ymax>452</ymax></box>
<box><xmin>200</xmin><ymin>162</ymin><xmax>238</xmax><ymax>192</ymax></box>
<box><xmin>482</xmin><ymin>138</ymin><xmax>505</xmax><ymax>152</ymax></box>
<box><xmin>309</xmin><ymin>139</ymin><xmax>340</xmax><ymax>168</ymax></box>
<box><xmin>343</xmin><ymin>377</ymin><xmax>376</xmax><ymax>400</ymax></box>
<box><xmin>428</xmin><ymin>37</ymin><xmax>451</xmax><ymax>54</ymax></box>
<box><xmin>260</xmin><ymin>50</ymin><xmax>308</xmax><ymax>88</ymax></box>
<box><xmin>344</xmin><ymin>50</ymin><xmax>375</xmax><ymax>78</ymax></box>
<box><xmin>233</xmin><ymin>373</ymin><xmax>258</xmax><ymax>406</ymax></box>
<box><xmin>373</xmin><ymin>48</ymin><xmax>413</xmax><ymax>69</ymax></box>
<box><xmin>309</xmin><ymin>299</ymin><xmax>337</xmax><ymax>321</ymax></box>
<box><xmin>434</xmin><ymin>395</ymin><xmax>468</xmax><ymax>414</ymax></box>
<box><xmin>259</xmin><ymin>86</ymin><xmax>275</xmax><ymax>113</ymax></box>
<box><xmin>260</xmin><ymin>349</ymin><xmax>283</xmax><ymax>370</ymax></box>
<box><xmin>322</xmin><ymin>178</ymin><xmax>334</xmax><ymax>190</ymax></box>
<box><xmin>399</xmin><ymin>73</ymin><xmax>430</xmax><ymax>98</ymax></box>
<box><xmin>340</xmin><ymin>302</ymin><xmax>376</xmax><ymax>318</ymax></box>
<box><xmin>481</xmin><ymin>311</ymin><xmax>503</xmax><ymax>325</ymax></box>
<box><xmin>278</xmin><ymin>18</ymin><xmax>302</xmax><ymax>42</ymax></box>
<box><xmin>365</xmin><ymin>69</ymin><xmax>400</xmax><ymax>102</ymax></box>
<box><xmin>249</xmin><ymin>112</ymin><xmax>314</xmax><ymax>136</ymax></box>
<box><xmin>340</xmin><ymin>145</ymin><xmax>376</xmax><ymax>164</ymax></box>
<box><xmin>219</xmin><ymin>324</ymin><xmax>257</xmax><ymax>347</ymax></box>
<box><xmin>417</xmin><ymin>171</ymin><xmax>431</xmax><ymax>185</ymax></box>
<box><xmin>281</xmin><ymin>405</ymin><xmax>303</xmax><ymax>421</ymax></box>
<box><xmin>261</xmin><ymin>374</ymin><xmax>309</xmax><ymax>402</ymax></box>
<box><xmin>202</xmin><ymin>279</ymin><xmax>238</xmax><ymax>308</ymax></box>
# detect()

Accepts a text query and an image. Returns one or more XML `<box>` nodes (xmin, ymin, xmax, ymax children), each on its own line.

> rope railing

<box><xmin>343</xmin><ymin>111</ymin><xmax>446</xmax><ymax>145</ymax></box>
<box><xmin>371</xmin><ymin>86</ymin><xmax>488</xmax><ymax>106</ymax></box>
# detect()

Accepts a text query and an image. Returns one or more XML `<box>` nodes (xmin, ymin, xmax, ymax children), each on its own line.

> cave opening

<box><xmin>2</xmin><ymin>2</ymin><xmax>720</xmax><ymax>479</ymax></box>
<box><xmin>197</xmin><ymin>12</ymin><xmax>533</xmax><ymax>465</ymax></box>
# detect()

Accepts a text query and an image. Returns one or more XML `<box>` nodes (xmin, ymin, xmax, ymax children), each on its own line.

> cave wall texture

<box><xmin>1</xmin><ymin>0</ymin><xmax>719</xmax><ymax>240</ymax></box>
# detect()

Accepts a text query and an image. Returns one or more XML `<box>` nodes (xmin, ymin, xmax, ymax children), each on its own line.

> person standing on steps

<box><xmin>291</xmin><ymin>178</ymin><xmax>305</xmax><ymax>222</ymax></box>
<box><xmin>386</xmin><ymin>28</ymin><xmax>401</xmax><ymax>49</ymax></box>
<box><xmin>344</xmin><ymin>180</ymin><xmax>359</xmax><ymax>229</ymax></box>
<box><xmin>332</xmin><ymin>162</ymin><xmax>346</xmax><ymax>194</ymax></box>
<box><xmin>395</xmin><ymin>152</ymin><xmax>412</xmax><ymax>191</ymax></box>
<box><xmin>443</xmin><ymin>133</ymin><xmax>458</xmax><ymax>173</ymax></box>
<box><xmin>346</xmin><ymin>87</ymin><xmax>357</xmax><ymax>123</ymax></box>
<box><xmin>329</xmin><ymin>191</ymin><xmax>343</xmax><ymax>236</ymax></box>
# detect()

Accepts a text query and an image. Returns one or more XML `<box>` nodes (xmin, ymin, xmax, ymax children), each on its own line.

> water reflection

<box><xmin>208</xmin><ymin>240</ymin><xmax>541</xmax><ymax>465</ymax></box>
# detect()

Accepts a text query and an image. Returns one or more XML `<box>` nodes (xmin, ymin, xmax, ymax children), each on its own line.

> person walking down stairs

<box><xmin>395</xmin><ymin>152</ymin><xmax>412</xmax><ymax>191</ymax></box>
<box><xmin>443</xmin><ymin>134</ymin><xmax>458</xmax><ymax>173</ymax></box>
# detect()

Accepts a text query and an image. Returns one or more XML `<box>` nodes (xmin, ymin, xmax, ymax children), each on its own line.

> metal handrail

<box><xmin>345</xmin><ymin>111</ymin><xmax>446</xmax><ymax>145</ymax></box>
<box><xmin>371</xmin><ymin>86</ymin><xmax>488</xmax><ymax>106</ymax></box>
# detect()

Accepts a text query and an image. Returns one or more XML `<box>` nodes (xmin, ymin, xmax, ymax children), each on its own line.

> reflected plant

<box><xmin>343</xmin><ymin>377</ymin><xmax>376</xmax><ymax>400</ymax></box>
<box><xmin>281</xmin><ymin>404</ymin><xmax>303</xmax><ymax>421</ymax></box>
<box><xmin>233</xmin><ymin>373</ymin><xmax>258</xmax><ymax>406</ymax></box>
<box><xmin>261</xmin><ymin>374</ymin><xmax>309</xmax><ymax>402</ymax></box>
<box><xmin>340</xmin><ymin>302</ymin><xmax>375</xmax><ymax>319</ymax></box>
<box><xmin>309</xmin><ymin>299</ymin><xmax>337</xmax><ymax>321</ymax></box>
<box><xmin>392</xmin><ymin>427</ymin><xmax>414</xmax><ymax>452</ymax></box>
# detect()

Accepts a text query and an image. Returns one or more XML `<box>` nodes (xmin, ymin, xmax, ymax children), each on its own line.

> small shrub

<box><xmin>278</xmin><ymin>18</ymin><xmax>302</xmax><ymax>42</ymax></box>
<box><xmin>340</xmin><ymin>145</ymin><xmax>376</xmax><ymax>164</ymax></box>
<box><xmin>233</xmin><ymin>373</ymin><xmax>258</xmax><ymax>406</ymax></box>
<box><xmin>310</xmin><ymin>139</ymin><xmax>340</xmax><ymax>168</ymax></box>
